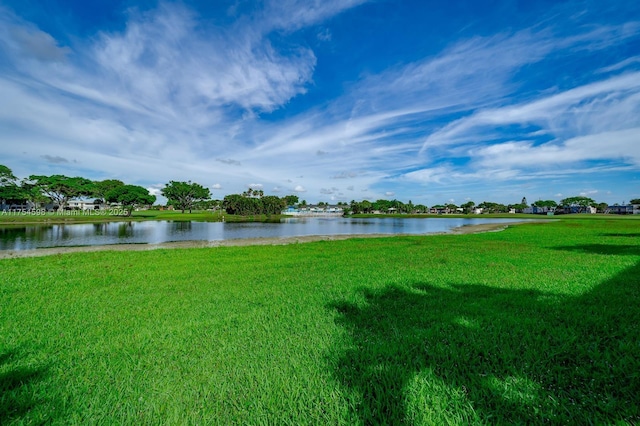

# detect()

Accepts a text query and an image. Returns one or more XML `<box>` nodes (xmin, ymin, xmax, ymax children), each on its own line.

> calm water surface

<box><xmin>0</xmin><ymin>217</ymin><xmax>526</xmax><ymax>251</ymax></box>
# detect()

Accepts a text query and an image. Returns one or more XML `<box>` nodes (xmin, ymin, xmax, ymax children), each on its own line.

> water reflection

<box><xmin>0</xmin><ymin>218</ymin><xmax>527</xmax><ymax>251</ymax></box>
<box><xmin>173</xmin><ymin>221</ymin><xmax>192</xmax><ymax>232</ymax></box>
<box><xmin>93</xmin><ymin>223</ymin><xmax>108</xmax><ymax>235</ymax></box>
<box><xmin>117</xmin><ymin>222</ymin><xmax>134</xmax><ymax>238</ymax></box>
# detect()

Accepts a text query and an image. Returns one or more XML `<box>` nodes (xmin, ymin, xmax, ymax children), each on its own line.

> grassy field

<box><xmin>1</xmin><ymin>218</ymin><xmax>638</xmax><ymax>424</ymax></box>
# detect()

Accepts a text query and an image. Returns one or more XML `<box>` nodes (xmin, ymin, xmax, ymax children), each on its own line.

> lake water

<box><xmin>0</xmin><ymin>217</ymin><xmax>527</xmax><ymax>251</ymax></box>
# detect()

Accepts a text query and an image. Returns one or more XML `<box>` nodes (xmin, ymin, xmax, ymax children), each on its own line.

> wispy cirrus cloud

<box><xmin>421</xmin><ymin>72</ymin><xmax>640</xmax><ymax>149</ymax></box>
<box><xmin>406</xmin><ymin>70</ymin><xmax>640</xmax><ymax>189</ymax></box>
<box><xmin>261</xmin><ymin>0</ymin><xmax>368</xmax><ymax>32</ymax></box>
<box><xmin>0</xmin><ymin>1</ymin><xmax>365</xmax><ymax>184</ymax></box>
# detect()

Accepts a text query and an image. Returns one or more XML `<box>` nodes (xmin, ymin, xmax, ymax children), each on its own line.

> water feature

<box><xmin>0</xmin><ymin>217</ymin><xmax>528</xmax><ymax>251</ymax></box>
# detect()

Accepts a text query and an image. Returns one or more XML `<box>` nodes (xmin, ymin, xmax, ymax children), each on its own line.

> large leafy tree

<box><xmin>477</xmin><ymin>201</ymin><xmax>508</xmax><ymax>213</ymax></box>
<box><xmin>360</xmin><ymin>200</ymin><xmax>372</xmax><ymax>213</ymax></box>
<box><xmin>532</xmin><ymin>200</ymin><xmax>557</xmax><ymax>208</ymax></box>
<box><xmin>161</xmin><ymin>181</ymin><xmax>211</xmax><ymax>213</ymax></box>
<box><xmin>222</xmin><ymin>194</ymin><xmax>286</xmax><ymax>215</ymax></box>
<box><xmin>560</xmin><ymin>196</ymin><xmax>596</xmax><ymax>213</ymax></box>
<box><xmin>0</xmin><ymin>165</ymin><xmax>16</xmax><ymax>184</ymax></box>
<box><xmin>349</xmin><ymin>200</ymin><xmax>359</xmax><ymax>214</ymax></box>
<box><xmin>261</xmin><ymin>195</ymin><xmax>286</xmax><ymax>215</ymax></box>
<box><xmin>94</xmin><ymin>179</ymin><xmax>125</xmax><ymax>204</ymax></box>
<box><xmin>283</xmin><ymin>195</ymin><xmax>299</xmax><ymax>206</ymax></box>
<box><xmin>446</xmin><ymin>203</ymin><xmax>459</xmax><ymax>213</ymax></box>
<box><xmin>460</xmin><ymin>201</ymin><xmax>476</xmax><ymax>214</ymax></box>
<box><xmin>105</xmin><ymin>185</ymin><xmax>155</xmax><ymax>216</ymax></box>
<box><xmin>0</xmin><ymin>165</ymin><xmax>27</xmax><ymax>205</ymax></box>
<box><xmin>222</xmin><ymin>194</ymin><xmax>244</xmax><ymax>215</ymax></box>
<box><xmin>26</xmin><ymin>182</ymin><xmax>52</xmax><ymax>205</ymax></box>
<box><xmin>222</xmin><ymin>194</ymin><xmax>261</xmax><ymax>215</ymax></box>
<box><xmin>630</xmin><ymin>199</ymin><xmax>640</xmax><ymax>205</ymax></box>
<box><xmin>560</xmin><ymin>196</ymin><xmax>596</xmax><ymax>207</ymax></box>
<box><xmin>414</xmin><ymin>204</ymin><xmax>428</xmax><ymax>213</ymax></box>
<box><xmin>373</xmin><ymin>199</ymin><xmax>393</xmax><ymax>212</ymax></box>
<box><xmin>510</xmin><ymin>203</ymin><xmax>528</xmax><ymax>213</ymax></box>
<box><xmin>28</xmin><ymin>175</ymin><xmax>95</xmax><ymax>212</ymax></box>
<box><xmin>405</xmin><ymin>200</ymin><xmax>414</xmax><ymax>214</ymax></box>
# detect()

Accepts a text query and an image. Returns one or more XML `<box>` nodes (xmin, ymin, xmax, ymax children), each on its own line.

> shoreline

<box><xmin>0</xmin><ymin>221</ymin><xmax>537</xmax><ymax>259</ymax></box>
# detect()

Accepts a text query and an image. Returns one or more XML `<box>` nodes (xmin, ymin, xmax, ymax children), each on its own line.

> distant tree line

<box><xmin>0</xmin><ymin>165</ymin><xmax>158</xmax><ymax>216</ymax></box>
<box><xmin>222</xmin><ymin>194</ymin><xmax>300</xmax><ymax>216</ymax></box>
<box><xmin>349</xmin><ymin>199</ymin><xmax>426</xmax><ymax>214</ymax></box>
<box><xmin>0</xmin><ymin>170</ymin><xmax>156</xmax><ymax>216</ymax></box>
<box><xmin>2</xmin><ymin>164</ymin><xmax>638</xmax><ymax>217</ymax></box>
<box><xmin>346</xmin><ymin>196</ymin><xmax>636</xmax><ymax>215</ymax></box>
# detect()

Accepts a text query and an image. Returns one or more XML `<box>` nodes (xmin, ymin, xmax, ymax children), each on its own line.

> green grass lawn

<box><xmin>1</xmin><ymin>219</ymin><xmax>639</xmax><ymax>424</ymax></box>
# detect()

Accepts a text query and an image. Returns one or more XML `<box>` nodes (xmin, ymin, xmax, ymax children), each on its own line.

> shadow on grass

<box><xmin>0</xmin><ymin>350</ymin><xmax>49</xmax><ymax>424</ymax></box>
<box><xmin>330</xmin><ymin>262</ymin><xmax>640</xmax><ymax>424</ymax></box>
<box><xmin>553</xmin><ymin>244</ymin><xmax>640</xmax><ymax>256</ymax></box>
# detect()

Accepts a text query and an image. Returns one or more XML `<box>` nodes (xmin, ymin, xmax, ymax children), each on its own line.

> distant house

<box><xmin>429</xmin><ymin>206</ymin><xmax>451</xmax><ymax>214</ymax></box>
<box><xmin>282</xmin><ymin>205</ymin><xmax>344</xmax><ymax>217</ymax></box>
<box><xmin>67</xmin><ymin>199</ymin><xmax>108</xmax><ymax>210</ymax></box>
<box><xmin>607</xmin><ymin>204</ymin><xmax>638</xmax><ymax>215</ymax></box>
<box><xmin>555</xmin><ymin>205</ymin><xmax>596</xmax><ymax>214</ymax></box>
<box><xmin>1</xmin><ymin>201</ymin><xmax>40</xmax><ymax>212</ymax></box>
<box><xmin>523</xmin><ymin>206</ymin><xmax>556</xmax><ymax>215</ymax></box>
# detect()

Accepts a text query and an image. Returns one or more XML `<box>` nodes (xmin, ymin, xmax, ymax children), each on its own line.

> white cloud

<box><xmin>403</xmin><ymin>166</ymin><xmax>452</xmax><ymax>184</ymax></box>
<box><xmin>90</xmin><ymin>3</ymin><xmax>317</xmax><ymax>115</ymax></box>
<box><xmin>262</xmin><ymin>0</ymin><xmax>368</xmax><ymax>32</ymax></box>
<box><xmin>147</xmin><ymin>187</ymin><xmax>162</xmax><ymax>197</ymax></box>
<box><xmin>293</xmin><ymin>185</ymin><xmax>306</xmax><ymax>192</ymax></box>
<box><xmin>473</xmin><ymin>128</ymin><xmax>640</xmax><ymax>168</ymax></box>
<box><xmin>422</xmin><ymin>72</ymin><xmax>640</xmax><ymax>151</ymax></box>
<box><xmin>597</xmin><ymin>56</ymin><xmax>640</xmax><ymax>73</ymax></box>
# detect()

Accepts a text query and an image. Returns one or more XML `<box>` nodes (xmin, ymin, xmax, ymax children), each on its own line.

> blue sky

<box><xmin>1</xmin><ymin>0</ymin><xmax>639</xmax><ymax>205</ymax></box>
